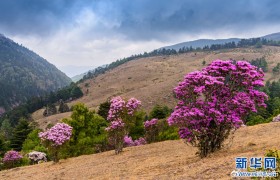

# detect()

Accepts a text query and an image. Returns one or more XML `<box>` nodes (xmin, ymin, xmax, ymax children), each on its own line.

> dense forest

<box><xmin>0</xmin><ymin>34</ymin><xmax>72</xmax><ymax>112</ymax></box>
<box><xmin>0</xmin><ymin>83</ymin><xmax>83</xmax><ymax>127</ymax></box>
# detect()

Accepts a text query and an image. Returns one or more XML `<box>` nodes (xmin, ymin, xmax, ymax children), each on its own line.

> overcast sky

<box><xmin>1</xmin><ymin>0</ymin><xmax>280</xmax><ymax>76</ymax></box>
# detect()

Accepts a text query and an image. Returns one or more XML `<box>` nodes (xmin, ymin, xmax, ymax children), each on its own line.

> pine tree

<box><xmin>97</xmin><ymin>101</ymin><xmax>111</xmax><ymax>120</ymax></box>
<box><xmin>58</xmin><ymin>100</ymin><xmax>70</xmax><ymax>113</ymax></box>
<box><xmin>10</xmin><ymin>118</ymin><xmax>32</xmax><ymax>151</ymax></box>
<box><xmin>0</xmin><ymin>119</ymin><xmax>13</xmax><ymax>140</ymax></box>
<box><xmin>62</xmin><ymin>103</ymin><xmax>108</xmax><ymax>157</ymax></box>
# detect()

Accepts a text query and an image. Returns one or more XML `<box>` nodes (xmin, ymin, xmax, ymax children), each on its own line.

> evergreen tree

<box><xmin>43</xmin><ymin>104</ymin><xmax>57</xmax><ymax>117</ymax></box>
<box><xmin>22</xmin><ymin>129</ymin><xmax>46</xmax><ymax>153</ymax></box>
<box><xmin>58</xmin><ymin>100</ymin><xmax>70</xmax><ymax>113</ymax></box>
<box><xmin>273</xmin><ymin>63</ymin><xmax>280</xmax><ymax>74</ymax></box>
<box><xmin>62</xmin><ymin>103</ymin><xmax>108</xmax><ymax>157</ymax></box>
<box><xmin>0</xmin><ymin>119</ymin><xmax>13</xmax><ymax>140</ymax></box>
<box><xmin>0</xmin><ymin>135</ymin><xmax>9</xmax><ymax>156</ymax></box>
<box><xmin>149</xmin><ymin>105</ymin><xmax>172</xmax><ymax>119</ymax></box>
<box><xmin>10</xmin><ymin>118</ymin><xmax>32</xmax><ymax>151</ymax></box>
<box><xmin>202</xmin><ymin>60</ymin><xmax>206</xmax><ymax>66</ymax></box>
<box><xmin>97</xmin><ymin>101</ymin><xmax>111</xmax><ymax>120</ymax></box>
<box><xmin>70</xmin><ymin>86</ymin><xmax>83</xmax><ymax>98</ymax></box>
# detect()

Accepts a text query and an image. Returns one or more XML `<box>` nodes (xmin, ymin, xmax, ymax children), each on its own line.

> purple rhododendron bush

<box><xmin>39</xmin><ymin>123</ymin><xmax>72</xmax><ymax>163</ymax></box>
<box><xmin>2</xmin><ymin>150</ymin><xmax>22</xmax><ymax>168</ymax></box>
<box><xmin>144</xmin><ymin>118</ymin><xmax>159</xmax><ymax>143</ymax></box>
<box><xmin>168</xmin><ymin>60</ymin><xmax>268</xmax><ymax>157</ymax></box>
<box><xmin>123</xmin><ymin>135</ymin><xmax>147</xmax><ymax>147</ymax></box>
<box><xmin>106</xmin><ymin>96</ymin><xmax>143</xmax><ymax>154</ymax></box>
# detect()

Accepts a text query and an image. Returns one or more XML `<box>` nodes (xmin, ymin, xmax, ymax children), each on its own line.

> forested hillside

<box><xmin>0</xmin><ymin>34</ymin><xmax>72</xmax><ymax>113</ymax></box>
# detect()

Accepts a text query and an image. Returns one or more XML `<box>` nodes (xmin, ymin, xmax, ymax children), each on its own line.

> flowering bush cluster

<box><xmin>39</xmin><ymin>123</ymin><xmax>72</xmax><ymax>146</ymax></box>
<box><xmin>107</xmin><ymin>96</ymin><xmax>141</xmax><ymax>120</ymax></box>
<box><xmin>144</xmin><ymin>118</ymin><xmax>159</xmax><ymax>143</ymax></box>
<box><xmin>168</xmin><ymin>60</ymin><xmax>267</xmax><ymax>157</ymax></box>
<box><xmin>144</xmin><ymin>118</ymin><xmax>158</xmax><ymax>128</ymax></box>
<box><xmin>2</xmin><ymin>150</ymin><xmax>22</xmax><ymax>168</ymax></box>
<box><xmin>123</xmin><ymin>135</ymin><xmax>146</xmax><ymax>147</ymax></box>
<box><xmin>3</xmin><ymin>150</ymin><xmax>22</xmax><ymax>163</ymax></box>
<box><xmin>39</xmin><ymin>123</ymin><xmax>72</xmax><ymax>162</ymax></box>
<box><xmin>105</xmin><ymin>119</ymin><xmax>125</xmax><ymax>131</ymax></box>
<box><xmin>126</xmin><ymin>98</ymin><xmax>142</xmax><ymax>115</ymax></box>
<box><xmin>106</xmin><ymin>96</ymin><xmax>141</xmax><ymax>154</ymax></box>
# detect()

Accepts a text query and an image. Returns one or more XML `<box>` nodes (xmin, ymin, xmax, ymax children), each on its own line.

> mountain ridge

<box><xmin>0</xmin><ymin>34</ymin><xmax>72</xmax><ymax>113</ymax></box>
<box><xmin>160</xmin><ymin>32</ymin><xmax>280</xmax><ymax>51</ymax></box>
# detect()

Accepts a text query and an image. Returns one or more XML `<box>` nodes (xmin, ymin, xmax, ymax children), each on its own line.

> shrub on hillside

<box><xmin>63</xmin><ymin>103</ymin><xmax>108</xmax><ymax>157</ymax></box>
<box><xmin>149</xmin><ymin>105</ymin><xmax>172</xmax><ymax>119</ymax></box>
<box><xmin>123</xmin><ymin>135</ymin><xmax>146</xmax><ymax>147</ymax></box>
<box><xmin>106</xmin><ymin>96</ymin><xmax>141</xmax><ymax>154</ymax></box>
<box><xmin>39</xmin><ymin>123</ymin><xmax>72</xmax><ymax>163</ymax></box>
<box><xmin>168</xmin><ymin>60</ymin><xmax>267</xmax><ymax>157</ymax></box>
<box><xmin>97</xmin><ymin>101</ymin><xmax>111</xmax><ymax>120</ymax></box>
<box><xmin>2</xmin><ymin>150</ymin><xmax>22</xmax><ymax>169</ymax></box>
<box><xmin>144</xmin><ymin>118</ymin><xmax>159</xmax><ymax>143</ymax></box>
<box><xmin>22</xmin><ymin>129</ymin><xmax>47</xmax><ymax>154</ymax></box>
<box><xmin>157</xmin><ymin>119</ymin><xmax>179</xmax><ymax>141</ymax></box>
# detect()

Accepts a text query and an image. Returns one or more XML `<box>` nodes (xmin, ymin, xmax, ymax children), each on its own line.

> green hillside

<box><xmin>0</xmin><ymin>34</ymin><xmax>72</xmax><ymax>113</ymax></box>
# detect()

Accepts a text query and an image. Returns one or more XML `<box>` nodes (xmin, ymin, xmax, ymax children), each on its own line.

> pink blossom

<box><xmin>39</xmin><ymin>123</ymin><xmax>72</xmax><ymax>146</ymax></box>
<box><xmin>168</xmin><ymin>59</ymin><xmax>267</xmax><ymax>143</ymax></box>
<box><xmin>3</xmin><ymin>150</ymin><xmax>22</xmax><ymax>163</ymax></box>
<box><xmin>144</xmin><ymin>118</ymin><xmax>158</xmax><ymax>129</ymax></box>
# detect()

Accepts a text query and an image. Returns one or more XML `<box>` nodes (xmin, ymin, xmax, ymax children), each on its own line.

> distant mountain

<box><xmin>261</xmin><ymin>32</ymin><xmax>280</xmax><ymax>41</ymax></box>
<box><xmin>161</xmin><ymin>38</ymin><xmax>240</xmax><ymax>50</ymax></box>
<box><xmin>58</xmin><ymin>65</ymin><xmax>96</xmax><ymax>77</ymax></box>
<box><xmin>71</xmin><ymin>72</ymin><xmax>87</xmax><ymax>82</ymax></box>
<box><xmin>161</xmin><ymin>32</ymin><xmax>280</xmax><ymax>51</ymax></box>
<box><xmin>0</xmin><ymin>34</ymin><xmax>72</xmax><ymax>113</ymax></box>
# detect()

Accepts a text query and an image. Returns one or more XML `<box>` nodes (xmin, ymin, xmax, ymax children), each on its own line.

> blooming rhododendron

<box><xmin>123</xmin><ymin>135</ymin><xmax>146</xmax><ymax>146</ymax></box>
<box><xmin>144</xmin><ymin>118</ymin><xmax>159</xmax><ymax>143</ymax></box>
<box><xmin>144</xmin><ymin>118</ymin><xmax>158</xmax><ymax>129</ymax></box>
<box><xmin>3</xmin><ymin>150</ymin><xmax>22</xmax><ymax>163</ymax></box>
<box><xmin>126</xmin><ymin>98</ymin><xmax>141</xmax><ymax>115</ymax></box>
<box><xmin>2</xmin><ymin>150</ymin><xmax>22</xmax><ymax>168</ymax></box>
<box><xmin>39</xmin><ymin>123</ymin><xmax>72</xmax><ymax>146</ymax></box>
<box><xmin>106</xmin><ymin>96</ymin><xmax>142</xmax><ymax>154</ymax></box>
<box><xmin>39</xmin><ymin>123</ymin><xmax>72</xmax><ymax>162</ymax></box>
<box><xmin>107</xmin><ymin>96</ymin><xmax>126</xmax><ymax>121</ymax></box>
<box><xmin>168</xmin><ymin>60</ymin><xmax>267</xmax><ymax>157</ymax></box>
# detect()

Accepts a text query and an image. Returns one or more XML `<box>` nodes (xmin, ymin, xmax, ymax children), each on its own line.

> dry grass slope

<box><xmin>33</xmin><ymin>46</ymin><xmax>280</xmax><ymax>129</ymax></box>
<box><xmin>1</xmin><ymin>122</ymin><xmax>280</xmax><ymax>180</ymax></box>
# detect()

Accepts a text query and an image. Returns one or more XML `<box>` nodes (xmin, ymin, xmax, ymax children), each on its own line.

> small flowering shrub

<box><xmin>39</xmin><ymin>123</ymin><xmax>72</xmax><ymax>163</ymax></box>
<box><xmin>106</xmin><ymin>96</ymin><xmax>141</xmax><ymax>154</ymax></box>
<box><xmin>123</xmin><ymin>135</ymin><xmax>146</xmax><ymax>147</ymax></box>
<box><xmin>144</xmin><ymin>118</ymin><xmax>159</xmax><ymax>143</ymax></box>
<box><xmin>2</xmin><ymin>150</ymin><xmax>22</xmax><ymax>168</ymax></box>
<box><xmin>168</xmin><ymin>60</ymin><xmax>268</xmax><ymax>157</ymax></box>
<box><xmin>105</xmin><ymin>119</ymin><xmax>126</xmax><ymax>154</ymax></box>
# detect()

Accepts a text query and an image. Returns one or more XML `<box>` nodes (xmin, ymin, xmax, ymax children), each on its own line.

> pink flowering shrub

<box><xmin>168</xmin><ymin>60</ymin><xmax>268</xmax><ymax>157</ymax></box>
<box><xmin>105</xmin><ymin>119</ymin><xmax>126</xmax><ymax>154</ymax></box>
<box><xmin>123</xmin><ymin>135</ymin><xmax>146</xmax><ymax>147</ymax></box>
<box><xmin>144</xmin><ymin>118</ymin><xmax>159</xmax><ymax>143</ymax></box>
<box><xmin>39</xmin><ymin>123</ymin><xmax>72</xmax><ymax>162</ymax></box>
<box><xmin>2</xmin><ymin>150</ymin><xmax>22</xmax><ymax>168</ymax></box>
<box><xmin>106</xmin><ymin>96</ymin><xmax>141</xmax><ymax>154</ymax></box>
<box><xmin>107</xmin><ymin>96</ymin><xmax>141</xmax><ymax>121</ymax></box>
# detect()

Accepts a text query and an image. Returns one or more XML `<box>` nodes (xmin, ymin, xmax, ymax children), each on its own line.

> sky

<box><xmin>1</xmin><ymin>0</ymin><xmax>280</xmax><ymax>77</ymax></box>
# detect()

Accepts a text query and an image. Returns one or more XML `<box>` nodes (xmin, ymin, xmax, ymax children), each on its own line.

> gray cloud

<box><xmin>1</xmin><ymin>0</ymin><xmax>280</xmax><ymax>74</ymax></box>
<box><xmin>1</xmin><ymin>0</ymin><xmax>280</xmax><ymax>40</ymax></box>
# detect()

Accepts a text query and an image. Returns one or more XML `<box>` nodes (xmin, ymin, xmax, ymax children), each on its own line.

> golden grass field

<box><xmin>32</xmin><ymin>46</ymin><xmax>280</xmax><ymax>129</ymax></box>
<box><xmin>1</xmin><ymin>121</ymin><xmax>279</xmax><ymax>179</ymax></box>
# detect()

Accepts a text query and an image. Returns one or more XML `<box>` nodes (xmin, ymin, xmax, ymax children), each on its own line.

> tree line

<box><xmin>79</xmin><ymin>37</ymin><xmax>280</xmax><ymax>83</ymax></box>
